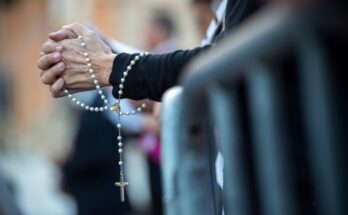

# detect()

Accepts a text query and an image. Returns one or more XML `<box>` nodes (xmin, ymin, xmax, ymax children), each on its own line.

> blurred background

<box><xmin>0</xmin><ymin>0</ymin><xmax>209</xmax><ymax>214</ymax></box>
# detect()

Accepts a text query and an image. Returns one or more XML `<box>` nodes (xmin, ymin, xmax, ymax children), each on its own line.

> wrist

<box><xmin>100</xmin><ymin>53</ymin><xmax>117</xmax><ymax>87</ymax></box>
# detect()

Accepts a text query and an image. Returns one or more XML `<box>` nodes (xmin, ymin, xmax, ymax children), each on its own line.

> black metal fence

<box><xmin>161</xmin><ymin>3</ymin><xmax>347</xmax><ymax>215</ymax></box>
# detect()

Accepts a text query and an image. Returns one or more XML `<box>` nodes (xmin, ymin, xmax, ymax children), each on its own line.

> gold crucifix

<box><xmin>115</xmin><ymin>174</ymin><xmax>128</xmax><ymax>202</ymax></box>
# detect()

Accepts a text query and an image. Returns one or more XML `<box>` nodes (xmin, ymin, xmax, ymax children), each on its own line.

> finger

<box><xmin>49</xmin><ymin>28</ymin><xmax>77</xmax><ymax>41</ymax></box>
<box><xmin>50</xmin><ymin>78</ymin><xmax>65</xmax><ymax>98</ymax></box>
<box><xmin>41</xmin><ymin>62</ymin><xmax>65</xmax><ymax>85</ymax></box>
<box><xmin>42</xmin><ymin>41</ymin><xmax>63</xmax><ymax>54</ymax></box>
<box><xmin>62</xmin><ymin>23</ymin><xmax>89</xmax><ymax>37</ymax></box>
<box><xmin>37</xmin><ymin>52</ymin><xmax>62</xmax><ymax>70</ymax></box>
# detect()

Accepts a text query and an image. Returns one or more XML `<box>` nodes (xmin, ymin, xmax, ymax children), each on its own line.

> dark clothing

<box><xmin>62</xmin><ymin>98</ymin><xmax>132</xmax><ymax>215</ymax></box>
<box><xmin>109</xmin><ymin>0</ymin><xmax>260</xmax><ymax>101</ymax></box>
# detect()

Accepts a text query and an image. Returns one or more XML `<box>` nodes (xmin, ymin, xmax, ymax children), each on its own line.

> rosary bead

<box><xmin>64</xmin><ymin>89</ymin><xmax>68</xmax><ymax>94</ymax></box>
<box><xmin>127</xmin><ymin>66</ymin><xmax>131</xmax><ymax>70</ymax></box>
<box><xmin>94</xmin><ymin>80</ymin><xmax>98</xmax><ymax>84</ymax></box>
<box><xmin>110</xmin><ymin>106</ymin><xmax>114</xmax><ymax>111</ymax></box>
<box><xmin>87</xmin><ymin>63</ymin><xmax>92</xmax><ymax>68</ymax></box>
<box><xmin>95</xmin><ymin>107</ymin><xmax>99</xmax><ymax>112</ymax></box>
<box><xmin>96</xmin><ymin>85</ymin><xmax>101</xmax><ymax>89</ymax></box>
<box><xmin>118</xmin><ymin>90</ymin><xmax>123</xmax><ymax>95</ymax></box>
<box><xmin>101</xmin><ymin>95</ymin><xmax>105</xmax><ymax>99</ymax></box>
<box><xmin>125</xmin><ymin>112</ymin><xmax>130</xmax><ymax>115</ymax></box>
<box><xmin>81</xmin><ymin>103</ymin><xmax>85</xmax><ymax>107</ymax></box>
<box><xmin>121</xmin><ymin>78</ymin><xmax>125</xmax><ymax>83</ymax></box>
<box><xmin>100</xmin><ymin>107</ymin><xmax>104</xmax><ymax>112</ymax></box>
<box><xmin>118</xmin><ymin>161</ymin><xmax>123</xmax><ymax>165</ymax></box>
<box><xmin>131</xmin><ymin>110</ymin><xmax>136</xmax><ymax>115</ymax></box>
<box><xmin>118</xmin><ymin>142</ymin><xmax>123</xmax><ymax>147</ymax></box>
<box><xmin>81</xmin><ymin>42</ymin><xmax>86</xmax><ymax>47</ymax></box>
<box><xmin>119</xmin><ymin>84</ymin><xmax>124</xmax><ymax>89</ymax></box>
<box><xmin>68</xmin><ymin>94</ymin><xmax>72</xmax><ymax>98</ymax></box>
<box><xmin>123</xmin><ymin>72</ymin><xmax>128</xmax><ymax>76</ymax></box>
<box><xmin>118</xmin><ymin>149</ymin><xmax>123</xmax><ymax>153</ymax></box>
<box><xmin>117</xmin><ymin>123</ymin><xmax>121</xmax><ymax>128</ymax></box>
<box><xmin>76</xmin><ymin>101</ymin><xmax>80</xmax><ymax>105</ymax></box>
<box><xmin>86</xmin><ymin>58</ymin><xmax>91</xmax><ymax>62</ymax></box>
<box><xmin>84</xmin><ymin>52</ymin><xmax>88</xmax><ymax>57</ymax></box>
<box><xmin>78</xmin><ymin>35</ymin><xmax>82</xmax><ymax>39</ymax></box>
<box><xmin>137</xmin><ymin>107</ymin><xmax>142</xmax><ymax>112</ymax></box>
<box><xmin>72</xmin><ymin>98</ymin><xmax>76</xmax><ymax>102</ymax></box>
<box><xmin>141</xmin><ymin>103</ymin><xmax>147</xmax><ymax>108</ymax></box>
<box><xmin>135</xmin><ymin>56</ymin><xmax>140</xmax><ymax>60</ymax></box>
<box><xmin>90</xmin><ymin>107</ymin><xmax>94</xmax><ymax>112</ymax></box>
<box><xmin>89</xmin><ymin>69</ymin><xmax>94</xmax><ymax>73</ymax></box>
<box><xmin>130</xmin><ymin>60</ymin><xmax>135</xmax><ymax>65</ymax></box>
<box><xmin>117</xmin><ymin>136</ymin><xmax>122</xmax><ymax>141</ymax></box>
<box><xmin>85</xmin><ymin>106</ymin><xmax>90</xmax><ymax>111</ymax></box>
<box><xmin>104</xmin><ymin>99</ymin><xmax>108</xmax><ymax>104</ymax></box>
<box><xmin>91</xmin><ymin>74</ymin><xmax>96</xmax><ymax>78</ymax></box>
<box><xmin>98</xmin><ymin>90</ymin><xmax>103</xmax><ymax>95</ymax></box>
<box><xmin>140</xmin><ymin>53</ymin><xmax>145</xmax><ymax>57</ymax></box>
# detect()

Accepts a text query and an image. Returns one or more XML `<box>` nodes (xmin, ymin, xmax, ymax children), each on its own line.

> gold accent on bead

<box><xmin>112</xmin><ymin>103</ymin><xmax>121</xmax><ymax>114</ymax></box>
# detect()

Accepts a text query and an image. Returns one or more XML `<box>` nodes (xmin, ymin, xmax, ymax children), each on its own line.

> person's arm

<box><xmin>38</xmin><ymin>23</ymin><xmax>210</xmax><ymax>100</ymax></box>
<box><xmin>110</xmin><ymin>46</ymin><xmax>209</xmax><ymax>101</ymax></box>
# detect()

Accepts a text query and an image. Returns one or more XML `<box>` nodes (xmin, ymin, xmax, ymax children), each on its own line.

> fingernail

<box><xmin>53</xmin><ymin>52</ymin><xmax>61</xmax><ymax>59</ymax></box>
<box><xmin>56</xmin><ymin>45</ymin><xmax>63</xmax><ymax>52</ymax></box>
<box><xmin>56</xmin><ymin>62</ymin><xmax>64</xmax><ymax>70</ymax></box>
<box><xmin>58</xmin><ymin>78</ymin><xmax>64</xmax><ymax>85</ymax></box>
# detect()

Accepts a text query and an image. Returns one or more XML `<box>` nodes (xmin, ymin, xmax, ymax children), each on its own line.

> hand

<box><xmin>38</xmin><ymin>23</ymin><xmax>116</xmax><ymax>97</ymax></box>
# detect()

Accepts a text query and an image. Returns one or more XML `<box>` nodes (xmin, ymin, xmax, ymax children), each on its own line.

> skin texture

<box><xmin>38</xmin><ymin>23</ymin><xmax>116</xmax><ymax>98</ymax></box>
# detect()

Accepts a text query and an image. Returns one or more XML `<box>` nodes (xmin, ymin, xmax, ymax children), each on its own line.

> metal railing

<box><xmin>161</xmin><ymin>3</ymin><xmax>347</xmax><ymax>215</ymax></box>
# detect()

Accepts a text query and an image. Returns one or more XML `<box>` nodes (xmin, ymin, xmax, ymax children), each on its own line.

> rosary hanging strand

<box><xmin>63</xmin><ymin>35</ymin><xmax>149</xmax><ymax>202</ymax></box>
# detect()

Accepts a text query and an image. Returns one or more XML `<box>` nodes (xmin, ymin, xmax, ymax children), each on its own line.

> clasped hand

<box><xmin>38</xmin><ymin>23</ymin><xmax>116</xmax><ymax>97</ymax></box>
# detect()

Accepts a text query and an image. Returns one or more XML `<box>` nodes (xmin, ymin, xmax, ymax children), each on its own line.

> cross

<box><xmin>112</xmin><ymin>103</ymin><xmax>121</xmax><ymax>114</ymax></box>
<box><xmin>115</xmin><ymin>175</ymin><xmax>128</xmax><ymax>202</ymax></box>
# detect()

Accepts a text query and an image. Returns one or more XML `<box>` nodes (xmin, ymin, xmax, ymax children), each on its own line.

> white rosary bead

<box><xmin>76</xmin><ymin>101</ymin><xmax>80</xmax><ymax>105</ymax></box>
<box><xmin>118</xmin><ymin>161</ymin><xmax>123</xmax><ymax>166</ymax></box>
<box><xmin>86</xmin><ymin>58</ymin><xmax>91</xmax><ymax>62</ymax></box>
<box><xmin>137</xmin><ymin>107</ymin><xmax>142</xmax><ymax>112</ymax></box>
<box><xmin>91</xmin><ymin>74</ymin><xmax>96</xmax><ymax>78</ymax></box>
<box><xmin>118</xmin><ymin>90</ymin><xmax>123</xmax><ymax>95</ymax></box>
<box><xmin>118</xmin><ymin>142</ymin><xmax>123</xmax><ymax>147</ymax></box>
<box><xmin>68</xmin><ymin>94</ymin><xmax>72</xmax><ymax>98</ymax></box>
<box><xmin>95</xmin><ymin>107</ymin><xmax>99</xmax><ymax>112</ymax></box>
<box><xmin>119</xmin><ymin>84</ymin><xmax>124</xmax><ymax>89</ymax></box>
<box><xmin>127</xmin><ymin>66</ymin><xmax>131</xmax><ymax>70</ymax></box>
<box><xmin>117</xmin><ymin>136</ymin><xmax>122</xmax><ymax>141</ymax></box>
<box><xmin>141</xmin><ymin>103</ymin><xmax>147</xmax><ymax>108</ymax></box>
<box><xmin>78</xmin><ymin>35</ymin><xmax>82</xmax><ymax>39</ymax></box>
<box><xmin>104</xmin><ymin>99</ymin><xmax>108</xmax><ymax>104</ymax></box>
<box><xmin>84</xmin><ymin>52</ymin><xmax>88</xmax><ymax>57</ymax></box>
<box><xmin>100</xmin><ymin>107</ymin><xmax>104</xmax><ymax>112</ymax></box>
<box><xmin>117</xmin><ymin>123</ymin><xmax>121</xmax><ymax>128</ymax></box>
<box><xmin>98</xmin><ymin>90</ymin><xmax>103</xmax><ymax>95</ymax></box>
<box><xmin>131</xmin><ymin>110</ymin><xmax>136</xmax><ymax>115</ymax></box>
<box><xmin>81</xmin><ymin>103</ymin><xmax>85</xmax><ymax>107</ymax></box>
<box><xmin>118</xmin><ymin>149</ymin><xmax>123</xmax><ymax>153</ymax></box>
<box><xmin>72</xmin><ymin>98</ymin><xmax>76</xmax><ymax>102</ymax></box>
<box><xmin>90</xmin><ymin>107</ymin><xmax>94</xmax><ymax>112</ymax></box>
<box><xmin>94</xmin><ymin>80</ymin><xmax>98</xmax><ymax>84</ymax></box>
<box><xmin>64</xmin><ymin>89</ymin><xmax>69</xmax><ymax>94</ymax></box>
<box><xmin>123</xmin><ymin>72</ymin><xmax>128</xmax><ymax>76</ymax></box>
<box><xmin>89</xmin><ymin>69</ymin><xmax>94</xmax><ymax>73</ymax></box>
<box><xmin>101</xmin><ymin>95</ymin><xmax>105</xmax><ymax>99</ymax></box>
<box><xmin>96</xmin><ymin>85</ymin><xmax>101</xmax><ymax>89</ymax></box>
<box><xmin>104</xmin><ymin>106</ymin><xmax>108</xmax><ymax>110</ymax></box>
<box><xmin>81</xmin><ymin>42</ymin><xmax>86</xmax><ymax>47</ymax></box>
<box><xmin>87</xmin><ymin>63</ymin><xmax>92</xmax><ymax>68</ymax></box>
<box><xmin>135</xmin><ymin>56</ymin><xmax>140</xmax><ymax>60</ymax></box>
<box><xmin>85</xmin><ymin>106</ymin><xmax>90</xmax><ymax>111</ymax></box>
<box><xmin>130</xmin><ymin>60</ymin><xmax>135</xmax><ymax>65</ymax></box>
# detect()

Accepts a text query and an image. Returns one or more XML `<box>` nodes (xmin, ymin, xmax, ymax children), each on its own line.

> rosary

<box><xmin>63</xmin><ymin>35</ymin><xmax>149</xmax><ymax>202</ymax></box>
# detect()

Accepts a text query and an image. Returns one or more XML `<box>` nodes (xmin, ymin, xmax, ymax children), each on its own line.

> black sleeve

<box><xmin>109</xmin><ymin>46</ymin><xmax>211</xmax><ymax>101</ymax></box>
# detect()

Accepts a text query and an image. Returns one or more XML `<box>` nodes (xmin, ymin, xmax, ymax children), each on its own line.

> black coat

<box><xmin>109</xmin><ymin>0</ymin><xmax>260</xmax><ymax>101</ymax></box>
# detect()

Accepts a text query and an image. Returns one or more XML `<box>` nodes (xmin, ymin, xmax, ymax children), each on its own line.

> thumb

<box><xmin>62</xmin><ymin>23</ymin><xmax>89</xmax><ymax>37</ymax></box>
<box><xmin>49</xmin><ymin>28</ymin><xmax>76</xmax><ymax>41</ymax></box>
